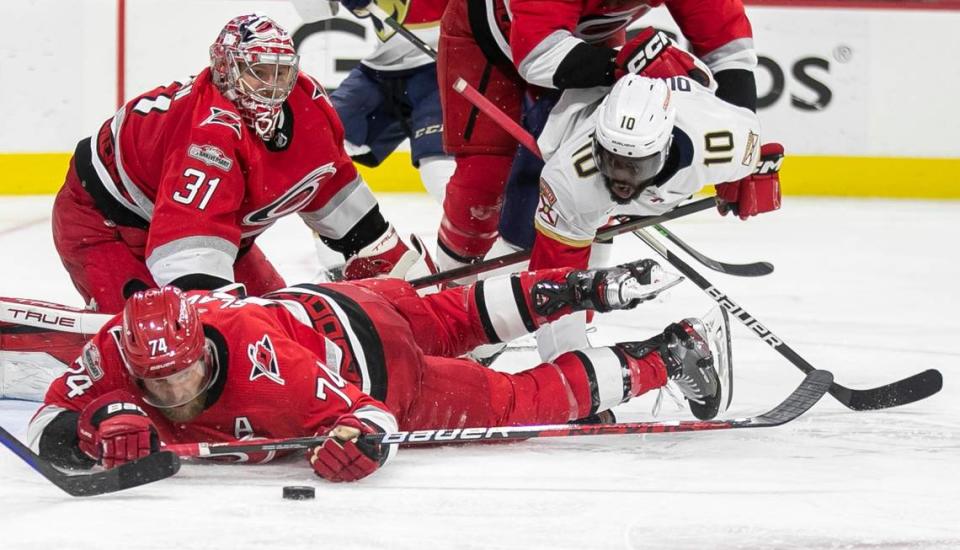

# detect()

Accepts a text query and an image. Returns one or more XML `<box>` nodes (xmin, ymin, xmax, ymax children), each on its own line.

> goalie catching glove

<box><xmin>343</xmin><ymin>226</ymin><xmax>437</xmax><ymax>281</ymax></box>
<box><xmin>308</xmin><ymin>415</ymin><xmax>391</xmax><ymax>482</ymax></box>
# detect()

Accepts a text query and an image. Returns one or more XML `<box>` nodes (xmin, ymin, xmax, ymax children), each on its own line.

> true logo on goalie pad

<box><xmin>248</xmin><ymin>334</ymin><xmax>284</xmax><ymax>385</ymax></box>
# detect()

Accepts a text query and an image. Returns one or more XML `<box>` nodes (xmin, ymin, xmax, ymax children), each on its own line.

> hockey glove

<box><xmin>715</xmin><ymin>143</ymin><xmax>784</xmax><ymax>220</ymax></box>
<box><xmin>77</xmin><ymin>389</ymin><xmax>160</xmax><ymax>469</ymax></box>
<box><xmin>343</xmin><ymin>226</ymin><xmax>436</xmax><ymax>281</ymax></box>
<box><xmin>614</xmin><ymin>28</ymin><xmax>710</xmax><ymax>86</ymax></box>
<box><xmin>308</xmin><ymin>415</ymin><xmax>387</xmax><ymax>482</ymax></box>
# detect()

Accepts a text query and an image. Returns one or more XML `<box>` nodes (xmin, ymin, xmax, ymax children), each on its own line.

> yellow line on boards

<box><xmin>1</xmin><ymin>152</ymin><xmax>957</xmax><ymax>198</ymax></box>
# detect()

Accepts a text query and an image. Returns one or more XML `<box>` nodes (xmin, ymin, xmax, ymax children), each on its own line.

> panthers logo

<box><xmin>371</xmin><ymin>0</ymin><xmax>411</xmax><ymax>42</ymax></box>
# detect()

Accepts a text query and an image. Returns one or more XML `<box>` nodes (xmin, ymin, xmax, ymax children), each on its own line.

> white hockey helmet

<box><xmin>593</xmin><ymin>75</ymin><xmax>676</xmax><ymax>203</ymax></box>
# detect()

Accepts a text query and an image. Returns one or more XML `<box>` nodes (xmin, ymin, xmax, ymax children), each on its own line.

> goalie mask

<box><xmin>210</xmin><ymin>14</ymin><xmax>300</xmax><ymax>141</ymax></box>
<box><xmin>121</xmin><ymin>287</ymin><xmax>217</xmax><ymax>409</ymax></box>
<box><xmin>592</xmin><ymin>75</ymin><xmax>676</xmax><ymax>204</ymax></box>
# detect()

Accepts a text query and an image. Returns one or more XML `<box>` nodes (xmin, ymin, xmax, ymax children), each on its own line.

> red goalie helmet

<box><xmin>210</xmin><ymin>14</ymin><xmax>300</xmax><ymax>141</ymax></box>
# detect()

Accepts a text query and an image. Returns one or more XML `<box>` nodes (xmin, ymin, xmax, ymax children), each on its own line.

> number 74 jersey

<box><xmin>535</xmin><ymin>76</ymin><xmax>762</xmax><ymax>248</ymax></box>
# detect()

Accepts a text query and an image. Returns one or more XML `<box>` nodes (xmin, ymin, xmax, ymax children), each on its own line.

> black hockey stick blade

<box><xmin>634</xmin><ymin>228</ymin><xmax>943</xmax><ymax>411</ymax></box>
<box><xmin>829</xmin><ymin>368</ymin><xmax>943</xmax><ymax>411</ymax></box>
<box><xmin>0</xmin><ymin>424</ymin><xmax>180</xmax><ymax>497</ymax></box>
<box><xmin>748</xmin><ymin>369</ymin><xmax>833</xmax><ymax>426</ymax></box>
<box><xmin>652</xmin><ymin>224</ymin><xmax>774</xmax><ymax>277</ymax></box>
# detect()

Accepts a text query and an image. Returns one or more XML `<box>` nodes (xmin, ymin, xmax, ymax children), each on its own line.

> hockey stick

<box><xmin>165</xmin><ymin>369</ymin><xmax>832</xmax><ymax>458</ymax></box>
<box><xmin>366</xmin><ymin>4</ymin><xmax>440</xmax><ymax>60</ymax></box>
<box><xmin>409</xmin><ymin>197</ymin><xmax>715</xmax><ymax>289</ymax></box>
<box><xmin>650</xmin><ymin>223</ymin><xmax>773</xmax><ymax>277</ymax></box>
<box><xmin>632</xmin><ymin>228</ymin><xmax>943</xmax><ymax>410</ymax></box>
<box><xmin>452</xmin><ymin>77</ymin><xmax>774</xmax><ymax>278</ymax></box>
<box><xmin>0</xmin><ymin>424</ymin><xmax>180</xmax><ymax>497</ymax></box>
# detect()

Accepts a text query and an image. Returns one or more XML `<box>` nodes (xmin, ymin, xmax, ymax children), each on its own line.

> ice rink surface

<box><xmin>0</xmin><ymin>194</ymin><xmax>957</xmax><ymax>550</ymax></box>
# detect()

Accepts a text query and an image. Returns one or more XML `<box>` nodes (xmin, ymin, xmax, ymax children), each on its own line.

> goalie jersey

<box><xmin>534</xmin><ymin>75</ymin><xmax>761</xmax><ymax>252</ymax></box>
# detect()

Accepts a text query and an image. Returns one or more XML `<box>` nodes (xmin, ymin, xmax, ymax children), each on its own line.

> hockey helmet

<box><xmin>593</xmin><ymin>75</ymin><xmax>676</xmax><ymax>203</ymax></box>
<box><xmin>210</xmin><ymin>14</ymin><xmax>300</xmax><ymax>141</ymax></box>
<box><xmin>121</xmin><ymin>287</ymin><xmax>214</xmax><ymax>408</ymax></box>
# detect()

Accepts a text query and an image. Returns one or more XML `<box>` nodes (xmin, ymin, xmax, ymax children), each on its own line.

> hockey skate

<box><xmin>532</xmin><ymin>259</ymin><xmax>683</xmax><ymax>316</ymax></box>
<box><xmin>617</xmin><ymin>307</ymin><xmax>732</xmax><ymax>420</ymax></box>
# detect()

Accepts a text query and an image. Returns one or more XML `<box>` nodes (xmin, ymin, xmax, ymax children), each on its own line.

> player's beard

<box><xmin>158</xmin><ymin>391</ymin><xmax>208</xmax><ymax>423</ymax></box>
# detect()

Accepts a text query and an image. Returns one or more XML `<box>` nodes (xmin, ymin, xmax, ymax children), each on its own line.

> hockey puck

<box><xmin>282</xmin><ymin>486</ymin><xmax>315</xmax><ymax>500</ymax></box>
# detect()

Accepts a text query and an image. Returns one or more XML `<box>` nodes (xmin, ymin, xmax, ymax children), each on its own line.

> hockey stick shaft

<box><xmin>409</xmin><ymin>197</ymin><xmax>716</xmax><ymax>288</ymax></box>
<box><xmin>367</xmin><ymin>4</ymin><xmax>439</xmax><ymax>60</ymax></box>
<box><xmin>632</xmin><ymin>228</ymin><xmax>942</xmax><ymax>410</ymax></box>
<box><xmin>165</xmin><ymin>370</ymin><xmax>830</xmax><ymax>459</ymax></box>
<box><xmin>650</xmin><ymin>223</ymin><xmax>774</xmax><ymax>277</ymax></box>
<box><xmin>453</xmin><ymin>77</ymin><xmax>542</xmax><ymax>157</ymax></box>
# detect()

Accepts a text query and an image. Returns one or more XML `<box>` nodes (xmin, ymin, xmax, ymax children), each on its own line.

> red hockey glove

<box><xmin>77</xmin><ymin>390</ymin><xmax>159</xmax><ymax>469</ymax></box>
<box><xmin>343</xmin><ymin>226</ymin><xmax>436</xmax><ymax>281</ymax></box>
<box><xmin>614</xmin><ymin>28</ymin><xmax>710</xmax><ymax>86</ymax></box>
<box><xmin>715</xmin><ymin>143</ymin><xmax>784</xmax><ymax>220</ymax></box>
<box><xmin>308</xmin><ymin>415</ymin><xmax>386</xmax><ymax>482</ymax></box>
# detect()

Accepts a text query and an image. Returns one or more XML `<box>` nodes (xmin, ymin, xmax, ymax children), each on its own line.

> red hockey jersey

<box><xmin>74</xmin><ymin>69</ymin><xmax>379</xmax><ymax>287</ymax></box>
<box><xmin>28</xmin><ymin>291</ymin><xmax>396</xmax><ymax>463</ymax></box>
<box><xmin>475</xmin><ymin>0</ymin><xmax>754</xmax><ymax>88</ymax></box>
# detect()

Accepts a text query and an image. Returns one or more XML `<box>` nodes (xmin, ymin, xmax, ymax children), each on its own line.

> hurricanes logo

<box><xmin>248</xmin><ymin>334</ymin><xmax>285</xmax><ymax>385</ymax></box>
<box><xmin>201</xmin><ymin>107</ymin><xmax>243</xmax><ymax>139</ymax></box>
<box><xmin>371</xmin><ymin>0</ymin><xmax>411</xmax><ymax>42</ymax></box>
<box><xmin>242</xmin><ymin>163</ymin><xmax>337</xmax><ymax>227</ymax></box>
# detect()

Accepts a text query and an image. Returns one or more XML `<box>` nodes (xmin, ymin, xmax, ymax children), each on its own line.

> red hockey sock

<box><xmin>437</xmin><ymin>154</ymin><xmax>513</xmax><ymax>260</ymax></box>
<box><xmin>621</xmin><ymin>348</ymin><xmax>668</xmax><ymax>398</ymax></box>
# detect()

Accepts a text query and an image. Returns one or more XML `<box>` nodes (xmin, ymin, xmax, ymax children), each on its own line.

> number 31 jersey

<box><xmin>534</xmin><ymin>76</ymin><xmax>761</xmax><ymax>248</ymax></box>
<box><xmin>74</xmin><ymin>68</ymin><xmax>377</xmax><ymax>287</ymax></box>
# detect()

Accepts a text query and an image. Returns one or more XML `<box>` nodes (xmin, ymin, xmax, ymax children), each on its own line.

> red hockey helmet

<box><xmin>121</xmin><ymin>287</ymin><xmax>215</xmax><ymax>408</ymax></box>
<box><xmin>210</xmin><ymin>14</ymin><xmax>300</xmax><ymax>141</ymax></box>
<box><xmin>121</xmin><ymin>287</ymin><xmax>205</xmax><ymax>379</ymax></box>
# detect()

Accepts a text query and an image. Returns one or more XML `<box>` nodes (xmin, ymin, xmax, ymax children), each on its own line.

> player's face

<box><xmin>141</xmin><ymin>358</ymin><xmax>208</xmax><ymax>409</ymax></box>
<box><xmin>605</xmin><ymin>167</ymin><xmax>648</xmax><ymax>204</ymax></box>
<box><xmin>237</xmin><ymin>53</ymin><xmax>299</xmax><ymax>104</ymax></box>
<box><xmin>593</xmin><ymin>139</ymin><xmax>668</xmax><ymax>204</ymax></box>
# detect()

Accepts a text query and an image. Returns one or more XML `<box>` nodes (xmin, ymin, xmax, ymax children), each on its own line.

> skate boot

<box><xmin>616</xmin><ymin>311</ymin><xmax>732</xmax><ymax>420</ymax></box>
<box><xmin>532</xmin><ymin>259</ymin><xmax>682</xmax><ymax>316</ymax></box>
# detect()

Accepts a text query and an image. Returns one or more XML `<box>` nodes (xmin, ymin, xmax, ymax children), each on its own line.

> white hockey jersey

<box><xmin>534</xmin><ymin>75</ymin><xmax>761</xmax><ymax>247</ymax></box>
